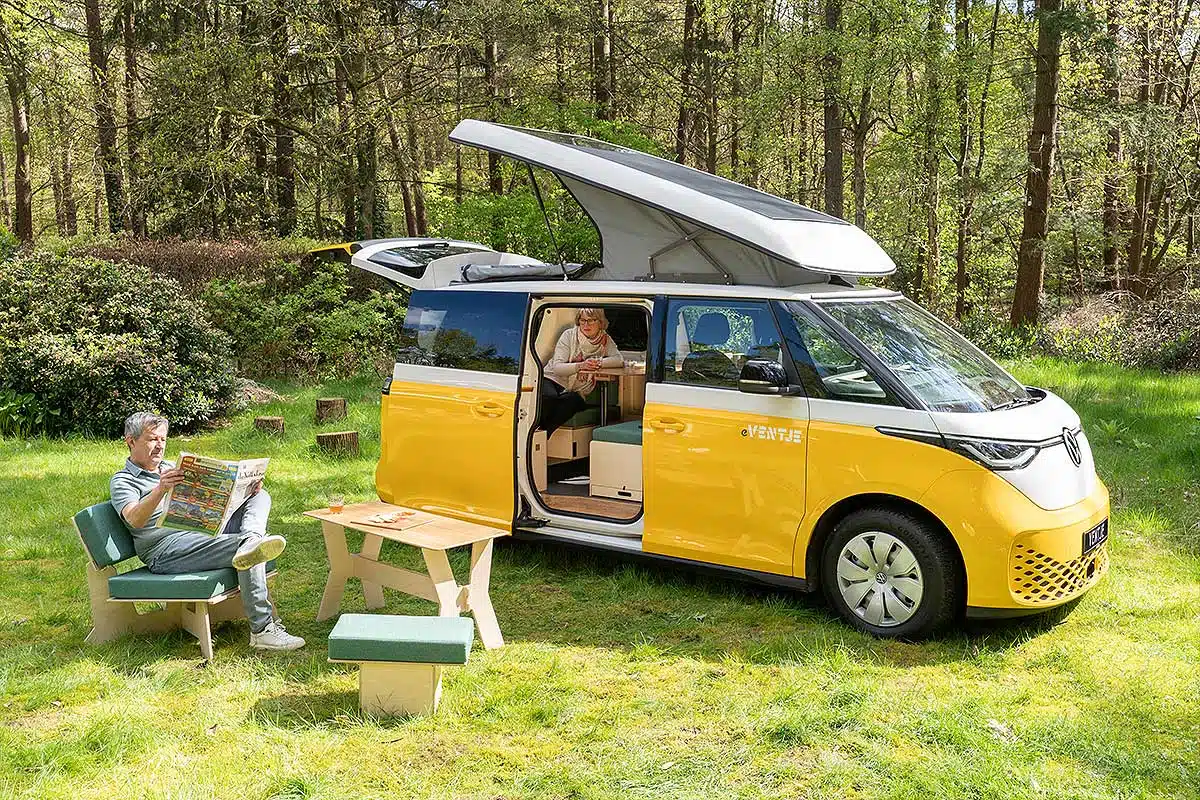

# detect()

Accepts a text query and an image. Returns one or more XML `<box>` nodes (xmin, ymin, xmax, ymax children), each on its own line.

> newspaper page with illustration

<box><xmin>161</xmin><ymin>452</ymin><xmax>270</xmax><ymax>535</ymax></box>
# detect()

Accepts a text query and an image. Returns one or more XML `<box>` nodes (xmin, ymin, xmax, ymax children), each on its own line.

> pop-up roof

<box><xmin>449</xmin><ymin>119</ymin><xmax>896</xmax><ymax>287</ymax></box>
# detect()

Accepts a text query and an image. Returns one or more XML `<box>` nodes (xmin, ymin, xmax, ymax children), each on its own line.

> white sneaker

<box><xmin>250</xmin><ymin>620</ymin><xmax>305</xmax><ymax>651</ymax></box>
<box><xmin>232</xmin><ymin>534</ymin><xmax>286</xmax><ymax>570</ymax></box>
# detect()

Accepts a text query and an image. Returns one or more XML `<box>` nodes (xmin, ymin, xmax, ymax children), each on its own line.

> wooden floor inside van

<box><xmin>540</xmin><ymin>492</ymin><xmax>641</xmax><ymax>521</ymax></box>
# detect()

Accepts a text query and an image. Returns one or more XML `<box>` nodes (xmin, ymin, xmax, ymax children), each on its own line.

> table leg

<box><xmin>359</xmin><ymin>533</ymin><xmax>386</xmax><ymax>610</ymax></box>
<box><xmin>599</xmin><ymin>379</ymin><xmax>610</xmax><ymax>426</ymax></box>
<box><xmin>421</xmin><ymin>549</ymin><xmax>463</xmax><ymax>618</ymax></box>
<box><xmin>468</xmin><ymin>539</ymin><xmax>504</xmax><ymax>649</ymax></box>
<box><xmin>317</xmin><ymin>521</ymin><xmax>351</xmax><ymax>622</ymax></box>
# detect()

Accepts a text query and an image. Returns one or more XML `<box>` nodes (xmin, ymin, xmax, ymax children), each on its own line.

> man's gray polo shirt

<box><xmin>109</xmin><ymin>458</ymin><xmax>183</xmax><ymax>563</ymax></box>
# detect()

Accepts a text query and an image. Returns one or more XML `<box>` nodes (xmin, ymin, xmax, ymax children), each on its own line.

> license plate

<box><xmin>1082</xmin><ymin>519</ymin><xmax>1109</xmax><ymax>556</ymax></box>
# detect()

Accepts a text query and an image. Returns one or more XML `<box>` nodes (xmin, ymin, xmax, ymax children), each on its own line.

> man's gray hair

<box><xmin>124</xmin><ymin>411</ymin><xmax>169</xmax><ymax>440</ymax></box>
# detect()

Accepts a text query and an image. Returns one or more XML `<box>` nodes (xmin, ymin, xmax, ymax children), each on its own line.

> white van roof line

<box><xmin>449</xmin><ymin>120</ymin><xmax>897</xmax><ymax>287</ymax></box>
<box><xmin>434</xmin><ymin>280</ymin><xmax>901</xmax><ymax>302</ymax></box>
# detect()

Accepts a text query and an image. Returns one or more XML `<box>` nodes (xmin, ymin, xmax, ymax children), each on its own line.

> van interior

<box><xmin>524</xmin><ymin>300</ymin><xmax>651</xmax><ymax>525</ymax></box>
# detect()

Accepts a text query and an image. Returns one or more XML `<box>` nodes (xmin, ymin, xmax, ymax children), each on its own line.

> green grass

<box><xmin>1</xmin><ymin>361</ymin><xmax>1198</xmax><ymax>799</ymax></box>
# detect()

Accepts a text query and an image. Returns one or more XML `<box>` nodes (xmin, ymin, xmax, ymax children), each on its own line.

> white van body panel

<box><xmin>930</xmin><ymin>391</ymin><xmax>1097</xmax><ymax>511</ymax></box>
<box><xmin>352</xmin><ymin>239</ymin><xmax>544</xmax><ymax>290</ymax></box>
<box><xmin>449</xmin><ymin>119</ymin><xmax>896</xmax><ymax>286</ymax></box>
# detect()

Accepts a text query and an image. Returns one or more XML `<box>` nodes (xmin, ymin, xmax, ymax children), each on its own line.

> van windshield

<box><xmin>813</xmin><ymin>298</ymin><xmax>1031</xmax><ymax>413</ymax></box>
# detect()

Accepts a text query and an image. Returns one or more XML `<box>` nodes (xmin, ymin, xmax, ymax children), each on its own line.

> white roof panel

<box><xmin>449</xmin><ymin>120</ymin><xmax>897</xmax><ymax>287</ymax></box>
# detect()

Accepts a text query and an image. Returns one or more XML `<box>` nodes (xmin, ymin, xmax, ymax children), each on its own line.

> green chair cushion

<box><xmin>592</xmin><ymin>420</ymin><xmax>643</xmax><ymax>446</ymax></box>
<box><xmin>107</xmin><ymin>560</ymin><xmax>277</xmax><ymax>600</ymax></box>
<box><xmin>328</xmin><ymin>614</ymin><xmax>474</xmax><ymax>665</ymax></box>
<box><xmin>75</xmin><ymin>503</ymin><xmax>137</xmax><ymax>568</ymax></box>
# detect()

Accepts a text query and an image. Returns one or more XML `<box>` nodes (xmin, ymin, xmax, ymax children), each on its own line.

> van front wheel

<box><xmin>820</xmin><ymin>508</ymin><xmax>961</xmax><ymax>639</ymax></box>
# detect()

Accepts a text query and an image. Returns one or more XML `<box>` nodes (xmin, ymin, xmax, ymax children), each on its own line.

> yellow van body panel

<box><xmin>377</xmin><ymin>381</ymin><xmax>514</xmax><ymax>530</ymax></box>
<box><xmin>789</xmin><ymin>420</ymin><xmax>1110</xmax><ymax>610</ymax></box>
<box><xmin>642</xmin><ymin>400</ymin><xmax>807</xmax><ymax>575</ymax></box>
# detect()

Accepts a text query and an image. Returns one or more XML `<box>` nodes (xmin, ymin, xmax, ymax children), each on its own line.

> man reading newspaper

<box><xmin>109</xmin><ymin>412</ymin><xmax>304</xmax><ymax>651</ymax></box>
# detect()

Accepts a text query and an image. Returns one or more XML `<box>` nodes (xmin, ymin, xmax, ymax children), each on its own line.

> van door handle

<box><xmin>473</xmin><ymin>402</ymin><xmax>508</xmax><ymax>418</ymax></box>
<box><xmin>649</xmin><ymin>418</ymin><xmax>686</xmax><ymax>433</ymax></box>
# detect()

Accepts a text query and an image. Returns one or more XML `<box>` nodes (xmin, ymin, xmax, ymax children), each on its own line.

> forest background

<box><xmin>0</xmin><ymin>0</ymin><xmax>1199</xmax><ymax>434</ymax></box>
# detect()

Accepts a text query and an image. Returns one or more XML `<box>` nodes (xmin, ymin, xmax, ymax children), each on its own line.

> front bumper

<box><xmin>919</xmin><ymin>469</ymin><xmax>1110</xmax><ymax>610</ymax></box>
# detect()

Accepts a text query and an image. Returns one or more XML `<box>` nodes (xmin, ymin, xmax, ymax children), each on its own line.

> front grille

<box><xmin>1009</xmin><ymin>541</ymin><xmax>1109</xmax><ymax>605</ymax></box>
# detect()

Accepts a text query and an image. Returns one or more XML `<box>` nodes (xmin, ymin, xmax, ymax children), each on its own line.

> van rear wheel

<box><xmin>820</xmin><ymin>508</ymin><xmax>961</xmax><ymax>639</ymax></box>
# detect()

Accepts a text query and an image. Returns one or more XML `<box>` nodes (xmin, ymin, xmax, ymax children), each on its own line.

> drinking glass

<box><xmin>328</xmin><ymin>494</ymin><xmax>345</xmax><ymax>513</ymax></box>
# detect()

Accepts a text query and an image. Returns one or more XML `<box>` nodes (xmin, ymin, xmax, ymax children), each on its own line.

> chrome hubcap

<box><xmin>836</xmin><ymin>531</ymin><xmax>924</xmax><ymax>627</ymax></box>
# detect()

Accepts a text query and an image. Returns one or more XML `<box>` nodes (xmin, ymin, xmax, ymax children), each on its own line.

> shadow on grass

<box><xmin>487</xmin><ymin>538</ymin><xmax>1080</xmax><ymax>668</ymax></box>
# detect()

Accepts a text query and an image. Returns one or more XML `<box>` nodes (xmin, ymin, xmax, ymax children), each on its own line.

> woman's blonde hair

<box><xmin>575</xmin><ymin>307</ymin><xmax>608</xmax><ymax>331</ymax></box>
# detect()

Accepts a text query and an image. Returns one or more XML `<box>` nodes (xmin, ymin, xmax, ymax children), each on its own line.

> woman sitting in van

<box><xmin>540</xmin><ymin>307</ymin><xmax>624</xmax><ymax>435</ymax></box>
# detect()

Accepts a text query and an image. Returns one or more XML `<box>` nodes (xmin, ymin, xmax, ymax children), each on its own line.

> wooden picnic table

<box><xmin>304</xmin><ymin>501</ymin><xmax>507</xmax><ymax>649</ymax></box>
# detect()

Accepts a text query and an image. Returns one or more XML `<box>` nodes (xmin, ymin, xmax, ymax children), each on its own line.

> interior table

<box><xmin>305</xmin><ymin>501</ymin><xmax>507</xmax><ymax>649</ymax></box>
<box><xmin>589</xmin><ymin>364</ymin><xmax>646</xmax><ymax>426</ymax></box>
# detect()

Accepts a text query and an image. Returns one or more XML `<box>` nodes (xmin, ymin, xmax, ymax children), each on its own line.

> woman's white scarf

<box><xmin>566</xmin><ymin>327</ymin><xmax>610</xmax><ymax>396</ymax></box>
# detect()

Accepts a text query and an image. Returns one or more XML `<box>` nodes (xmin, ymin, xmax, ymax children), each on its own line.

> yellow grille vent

<box><xmin>1010</xmin><ymin>542</ymin><xmax>1109</xmax><ymax>605</ymax></box>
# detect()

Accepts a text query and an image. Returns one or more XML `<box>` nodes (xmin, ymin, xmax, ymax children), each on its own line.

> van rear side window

<box><xmin>398</xmin><ymin>290</ymin><xmax>528</xmax><ymax>374</ymax></box>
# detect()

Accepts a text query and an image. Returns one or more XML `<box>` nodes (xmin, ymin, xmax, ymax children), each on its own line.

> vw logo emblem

<box><xmin>1063</xmin><ymin>428</ymin><xmax>1082</xmax><ymax>467</ymax></box>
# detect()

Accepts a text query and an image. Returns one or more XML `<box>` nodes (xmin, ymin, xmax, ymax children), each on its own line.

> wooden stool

<box><xmin>328</xmin><ymin>614</ymin><xmax>474</xmax><ymax>716</ymax></box>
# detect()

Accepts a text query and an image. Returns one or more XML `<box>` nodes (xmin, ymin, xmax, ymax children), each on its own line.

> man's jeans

<box><xmin>147</xmin><ymin>489</ymin><xmax>274</xmax><ymax>633</ymax></box>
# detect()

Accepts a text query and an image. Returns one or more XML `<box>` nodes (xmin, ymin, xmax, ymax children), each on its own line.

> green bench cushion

<box><xmin>75</xmin><ymin>503</ymin><xmax>138</xmax><ymax>568</ymax></box>
<box><xmin>107</xmin><ymin>560</ymin><xmax>278</xmax><ymax>601</ymax></box>
<box><xmin>592</xmin><ymin>420</ymin><xmax>643</xmax><ymax>446</ymax></box>
<box><xmin>328</xmin><ymin>614</ymin><xmax>474</xmax><ymax>665</ymax></box>
<box><xmin>563</xmin><ymin>404</ymin><xmax>620</xmax><ymax>429</ymax></box>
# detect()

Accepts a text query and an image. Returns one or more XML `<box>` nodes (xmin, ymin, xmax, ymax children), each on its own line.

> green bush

<box><xmin>1122</xmin><ymin>291</ymin><xmax>1200</xmax><ymax>371</ymax></box>
<box><xmin>958</xmin><ymin>310</ymin><xmax>1041</xmax><ymax>360</ymax></box>
<box><xmin>201</xmin><ymin>257</ymin><xmax>405</xmax><ymax>380</ymax></box>
<box><xmin>0</xmin><ymin>252</ymin><xmax>238</xmax><ymax>437</ymax></box>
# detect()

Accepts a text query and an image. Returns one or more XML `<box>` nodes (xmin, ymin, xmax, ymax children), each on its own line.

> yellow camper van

<box><xmin>345</xmin><ymin>121</ymin><xmax>1109</xmax><ymax>638</ymax></box>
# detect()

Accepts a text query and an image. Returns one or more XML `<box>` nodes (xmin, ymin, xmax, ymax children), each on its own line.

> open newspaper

<box><xmin>161</xmin><ymin>452</ymin><xmax>270</xmax><ymax>535</ymax></box>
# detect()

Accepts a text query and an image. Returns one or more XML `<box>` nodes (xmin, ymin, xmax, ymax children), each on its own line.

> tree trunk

<box><xmin>59</xmin><ymin>106</ymin><xmax>78</xmax><ymax>236</ymax></box>
<box><xmin>1012</xmin><ymin>0</ymin><xmax>1063</xmax><ymax>326</ymax></box>
<box><xmin>402</xmin><ymin>67</ymin><xmax>427</xmax><ymax>235</ymax></box>
<box><xmin>851</xmin><ymin>86</ymin><xmax>870</xmax><ymax>229</ymax></box>
<box><xmin>0</xmin><ymin>139</ymin><xmax>9</xmax><ymax>230</ymax></box>
<box><xmin>1102</xmin><ymin>3</ymin><xmax>1122</xmax><ymax>287</ymax></box>
<box><xmin>335</xmin><ymin>57</ymin><xmax>356</xmax><ymax>237</ymax></box>
<box><xmin>921</xmin><ymin>0</ymin><xmax>943</xmax><ymax>309</ymax></box>
<box><xmin>484</xmin><ymin>35</ymin><xmax>503</xmax><ymax>194</ymax></box>
<box><xmin>953</xmin><ymin>0</ymin><xmax>971</xmax><ymax>320</ymax></box>
<box><xmin>702</xmin><ymin>9</ymin><xmax>717</xmax><ymax>173</ymax></box>
<box><xmin>675</xmin><ymin>0</ymin><xmax>700</xmax><ymax>164</ymax></box>
<box><xmin>272</xmin><ymin>2</ymin><xmax>296</xmax><ymax>235</ymax></box>
<box><xmin>85</xmin><ymin>0</ymin><xmax>125</xmax><ymax>233</ymax></box>
<box><xmin>3</xmin><ymin>61</ymin><xmax>31</xmax><ymax>243</ymax></box>
<box><xmin>122</xmin><ymin>1</ymin><xmax>145</xmax><ymax>236</ymax></box>
<box><xmin>593</xmin><ymin>0</ymin><xmax>612</xmax><ymax>120</ymax></box>
<box><xmin>823</xmin><ymin>0</ymin><xmax>844</xmax><ymax>219</ymax></box>
<box><xmin>47</xmin><ymin>100</ymin><xmax>64</xmax><ymax>233</ymax></box>
<box><xmin>730</xmin><ymin>11</ymin><xmax>743</xmax><ymax>181</ymax></box>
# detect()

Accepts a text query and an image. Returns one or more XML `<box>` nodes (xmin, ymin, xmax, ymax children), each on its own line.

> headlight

<box><xmin>945</xmin><ymin>437</ymin><xmax>1040</xmax><ymax>471</ymax></box>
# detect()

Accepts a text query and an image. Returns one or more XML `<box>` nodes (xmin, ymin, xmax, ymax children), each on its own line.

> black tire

<box><xmin>820</xmin><ymin>507</ymin><xmax>962</xmax><ymax>640</ymax></box>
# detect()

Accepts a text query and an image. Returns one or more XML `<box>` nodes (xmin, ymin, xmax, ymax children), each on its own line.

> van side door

<box><xmin>377</xmin><ymin>289</ymin><xmax>529</xmax><ymax>530</ymax></box>
<box><xmin>642</xmin><ymin>297</ymin><xmax>809</xmax><ymax>575</ymax></box>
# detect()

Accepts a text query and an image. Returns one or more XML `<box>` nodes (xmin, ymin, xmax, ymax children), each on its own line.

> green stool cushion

<box><xmin>328</xmin><ymin>614</ymin><xmax>474</xmax><ymax>665</ymax></box>
<box><xmin>563</xmin><ymin>404</ymin><xmax>620</xmax><ymax>428</ymax></box>
<box><xmin>75</xmin><ymin>503</ymin><xmax>137</xmax><ymax>568</ymax></box>
<box><xmin>592</xmin><ymin>420</ymin><xmax>643</xmax><ymax>446</ymax></box>
<box><xmin>107</xmin><ymin>560</ymin><xmax>277</xmax><ymax>600</ymax></box>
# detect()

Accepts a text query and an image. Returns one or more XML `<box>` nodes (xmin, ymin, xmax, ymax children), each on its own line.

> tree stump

<box><xmin>253</xmin><ymin>416</ymin><xmax>285</xmax><ymax>435</ymax></box>
<box><xmin>316</xmin><ymin>430</ymin><xmax>359</xmax><ymax>457</ymax></box>
<box><xmin>316</xmin><ymin>397</ymin><xmax>348</xmax><ymax>423</ymax></box>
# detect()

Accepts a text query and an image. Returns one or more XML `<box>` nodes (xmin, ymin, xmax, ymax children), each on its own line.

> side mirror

<box><xmin>738</xmin><ymin>360</ymin><xmax>798</xmax><ymax>395</ymax></box>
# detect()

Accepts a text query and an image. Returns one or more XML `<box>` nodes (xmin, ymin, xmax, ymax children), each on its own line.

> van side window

<box><xmin>663</xmin><ymin>299</ymin><xmax>783</xmax><ymax>389</ymax></box>
<box><xmin>779</xmin><ymin>304</ymin><xmax>898</xmax><ymax>406</ymax></box>
<box><xmin>398</xmin><ymin>290</ymin><xmax>528</xmax><ymax>375</ymax></box>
